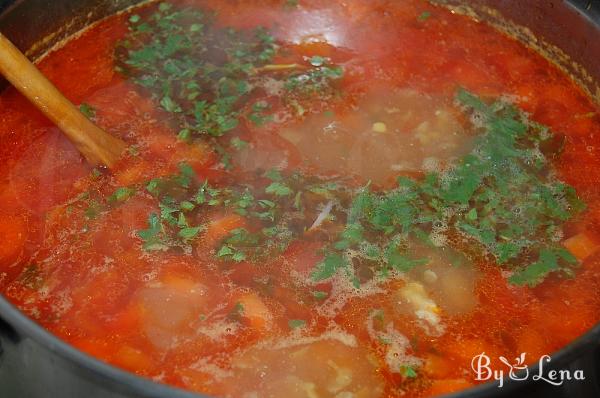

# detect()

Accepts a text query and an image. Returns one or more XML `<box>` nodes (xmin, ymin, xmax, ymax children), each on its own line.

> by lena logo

<box><xmin>471</xmin><ymin>352</ymin><xmax>585</xmax><ymax>388</ymax></box>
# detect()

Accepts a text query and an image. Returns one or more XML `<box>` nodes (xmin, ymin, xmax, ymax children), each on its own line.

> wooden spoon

<box><xmin>0</xmin><ymin>32</ymin><xmax>126</xmax><ymax>168</ymax></box>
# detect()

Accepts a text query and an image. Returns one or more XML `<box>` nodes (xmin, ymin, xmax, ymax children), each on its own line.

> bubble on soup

<box><xmin>280</xmin><ymin>88</ymin><xmax>474</xmax><ymax>185</ymax></box>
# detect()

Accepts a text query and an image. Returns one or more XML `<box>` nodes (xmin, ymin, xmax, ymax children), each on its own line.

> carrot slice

<box><xmin>562</xmin><ymin>232</ymin><xmax>600</xmax><ymax>262</ymax></box>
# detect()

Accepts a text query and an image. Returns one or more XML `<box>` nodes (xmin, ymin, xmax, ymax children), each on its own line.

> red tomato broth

<box><xmin>0</xmin><ymin>1</ymin><xmax>599</xmax><ymax>397</ymax></box>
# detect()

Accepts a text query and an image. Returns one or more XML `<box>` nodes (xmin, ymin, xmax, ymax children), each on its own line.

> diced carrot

<box><xmin>0</xmin><ymin>214</ymin><xmax>28</xmax><ymax>265</ymax></box>
<box><xmin>423</xmin><ymin>353</ymin><xmax>454</xmax><ymax>379</ymax></box>
<box><xmin>426</xmin><ymin>379</ymin><xmax>473</xmax><ymax>396</ymax></box>
<box><xmin>236</xmin><ymin>292</ymin><xmax>272</xmax><ymax>330</ymax></box>
<box><xmin>562</xmin><ymin>232</ymin><xmax>600</xmax><ymax>262</ymax></box>
<box><xmin>201</xmin><ymin>213</ymin><xmax>247</xmax><ymax>250</ymax></box>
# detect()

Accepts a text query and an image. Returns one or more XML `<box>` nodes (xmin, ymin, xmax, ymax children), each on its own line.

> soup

<box><xmin>1</xmin><ymin>0</ymin><xmax>600</xmax><ymax>397</ymax></box>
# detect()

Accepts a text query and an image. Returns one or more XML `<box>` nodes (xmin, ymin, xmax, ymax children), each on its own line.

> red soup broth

<box><xmin>0</xmin><ymin>1</ymin><xmax>600</xmax><ymax>397</ymax></box>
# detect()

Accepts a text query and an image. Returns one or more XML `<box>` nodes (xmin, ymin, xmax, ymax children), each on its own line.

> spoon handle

<box><xmin>0</xmin><ymin>32</ymin><xmax>126</xmax><ymax>168</ymax></box>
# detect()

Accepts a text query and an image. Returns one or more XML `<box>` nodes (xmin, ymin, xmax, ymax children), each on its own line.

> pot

<box><xmin>0</xmin><ymin>1</ymin><xmax>599</xmax><ymax>397</ymax></box>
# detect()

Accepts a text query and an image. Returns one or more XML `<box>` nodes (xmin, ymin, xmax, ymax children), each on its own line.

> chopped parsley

<box><xmin>116</xmin><ymin>2</ymin><xmax>344</xmax><ymax>167</ymax></box>
<box><xmin>84</xmin><ymin>199</ymin><xmax>102</xmax><ymax>219</ymax></box>
<box><xmin>312</xmin><ymin>89</ymin><xmax>584</xmax><ymax>287</ymax></box>
<box><xmin>108</xmin><ymin>187</ymin><xmax>135</xmax><ymax>203</ymax></box>
<box><xmin>265</xmin><ymin>182</ymin><xmax>293</xmax><ymax>197</ymax></box>
<box><xmin>113</xmin><ymin>8</ymin><xmax>586</xmax><ymax>289</ymax></box>
<box><xmin>288</xmin><ymin>319</ymin><xmax>306</xmax><ymax>329</ymax></box>
<box><xmin>400</xmin><ymin>365</ymin><xmax>418</xmax><ymax>379</ymax></box>
<box><xmin>417</xmin><ymin>11</ymin><xmax>431</xmax><ymax>22</ymax></box>
<box><xmin>132</xmin><ymin>162</ymin><xmax>346</xmax><ymax>260</ymax></box>
<box><xmin>137</xmin><ymin>213</ymin><xmax>169</xmax><ymax>251</ymax></box>
<box><xmin>71</xmin><ymin>79</ymin><xmax>583</xmax><ymax>289</ymax></box>
<box><xmin>312</xmin><ymin>290</ymin><xmax>328</xmax><ymax>300</ymax></box>
<box><xmin>230</xmin><ymin>137</ymin><xmax>249</xmax><ymax>150</ymax></box>
<box><xmin>79</xmin><ymin>103</ymin><xmax>96</xmax><ymax>119</ymax></box>
<box><xmin>116</xmin><ymin>4</ymin><xmax>277</xmax><ymax>138</ymax></box>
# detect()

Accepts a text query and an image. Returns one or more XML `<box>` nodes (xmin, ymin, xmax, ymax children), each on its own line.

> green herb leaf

<box><xmin>417</xmin><ymin>11</ymin><xmax>431</xmax><ymax>21</ymax></box>
<box><xmin>108</xmin><ymin>187</ymin><xmax>135</xmax><ymax>203</ymax></box>
<box><xmin>400</xmin><ymin>365</ymin><xmax>418</xmax><ymax>378</ymax></box>
<box><xmin>265</xmin><ymin>182</ymin><xmax>293</xmax><ymax>196</ymax></box>
<box><xmin>79</xmin><ymin>103</ymin><xmax>96</xmax><ymax>119</ymax></box>
<box><xmin>231</xmin><ymin>137</ymin><xmax>248</xmax><ymax>150</ymax></box>
<box><xmin>138</xmin><ymin>213</ymin><xmax>169</xmax><ymax>251</ymax></box>
<box><xmin>178</xmin><ymin>226</ymin><xmax>202</xmax><ymax>240</ymax></box>
<box><xmin>288</xmin><ymin>319</ymin><xmax>306</xmax><ymax>329</ymax></box>
<box><xmin>311</xmin><ymin>253</ymin><xmax>347</xmax><ymax>281</ymax></box>
<box><xmin>312</xmin><ymin>291</ymin><xmax>328</xmax><ymax>300</ymax></box>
